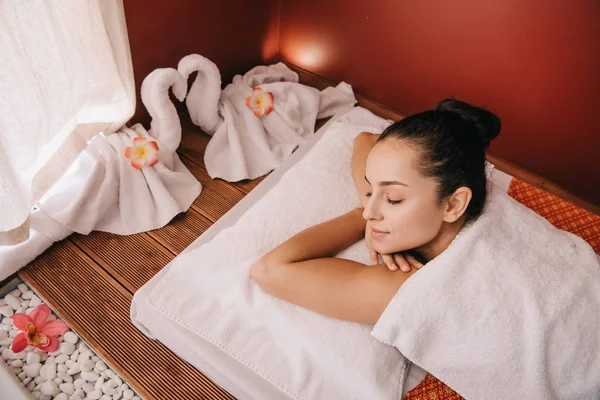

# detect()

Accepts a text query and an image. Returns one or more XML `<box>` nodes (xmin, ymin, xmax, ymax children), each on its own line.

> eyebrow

<box><xmin>364</xmin><ymin>176</ymin><xmax>409</xmax><ymax>187</ymax></box>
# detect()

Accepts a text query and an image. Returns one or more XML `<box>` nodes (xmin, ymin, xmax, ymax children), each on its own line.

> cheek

<box><xmin>386</xmin><ymin>202</ymin><xmax>444</xmax><ymax>251</ymax></box>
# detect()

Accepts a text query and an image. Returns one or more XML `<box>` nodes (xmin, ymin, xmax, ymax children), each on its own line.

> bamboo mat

<box><xmin>19</xmin><ymin>117</ymin><xmax>263</xmax><ymax>400</ymax></box>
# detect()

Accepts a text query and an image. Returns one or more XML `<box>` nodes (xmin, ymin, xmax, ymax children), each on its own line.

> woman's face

<box><xmin>364</xmin><ymin>139</ymin><xmax>446</xmax><ymax>255</ymax></box>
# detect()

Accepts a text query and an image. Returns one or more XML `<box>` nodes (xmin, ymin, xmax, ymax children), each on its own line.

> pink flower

<box><xmin>11</xmin><ymin>304</ymin><xmax>69</xmax><ymax>353</ymax></box>
<box><xmin>124</xmin><ymin>136</ymin><xmax>159</xmax><ymax>170</ymax></box>
<box><xmin>245</xmin><ymin>87</ymin><xmax>274</xmax><ymax>118</ymax></box>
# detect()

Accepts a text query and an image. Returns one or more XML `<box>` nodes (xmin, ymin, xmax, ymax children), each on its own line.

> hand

<box><xmin>365</xmin><ymin>225</ymin><xmax>424</xmax><ymax>272</ymax></box>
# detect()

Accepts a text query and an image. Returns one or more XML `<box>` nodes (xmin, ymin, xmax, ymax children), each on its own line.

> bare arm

<box><xmin>352</xmin><ymin>132</ymin><xmax>380</xmax><ymax>208</ymax></box>
<box><xmin>251</xmin><ymin>208</ymin><xmax>416</xmax><ymax>323</ymax></box>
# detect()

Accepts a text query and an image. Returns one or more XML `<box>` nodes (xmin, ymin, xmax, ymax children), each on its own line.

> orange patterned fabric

<box><xmin>404</xmin><ymin>373</ymin><xmax>464</xmax><ymax>399</ymax></box>
<box><xmin>404</xmin><ymin>178</ymin><xmax>600</xmax><ymax>400</ymax></box>
<box><xmin>508</xmin><ymin>178</ymin><xmax>600</xmax><ymax>254</ymax></box>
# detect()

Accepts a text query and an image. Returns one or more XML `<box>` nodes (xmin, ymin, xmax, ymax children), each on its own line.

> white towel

<box><xmin>372</xmin><ymin>185</ymin><xmax>600</xmax><ymax>399</ymax></box>
<box><xmin>146</xmin><ymin>108</ymin><xmax>407</xmax><ymax>400</ymax></box>
<box><xmin>179</xmin><ymin>56</ymin><xmax>357</xmax><ymax>182</ymax></box>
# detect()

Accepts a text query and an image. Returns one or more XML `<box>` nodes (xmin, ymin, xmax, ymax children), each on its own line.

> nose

<box><xmin>362</xmin><ymin>196</ymin><xmax>382</xmax><ymax>221</ymax></box>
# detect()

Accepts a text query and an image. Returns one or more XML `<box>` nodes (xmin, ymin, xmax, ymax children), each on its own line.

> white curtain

<box><xmin>0</xmin><ymin>0</ymin><xmax>135</xmax><ymax>245</ymax></box>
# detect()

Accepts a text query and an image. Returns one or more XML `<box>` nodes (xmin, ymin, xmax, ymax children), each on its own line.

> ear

<box><xmin>442</xmin><ymin>187</ymin><xmax>472</xmax><ymax>223</ymax></box>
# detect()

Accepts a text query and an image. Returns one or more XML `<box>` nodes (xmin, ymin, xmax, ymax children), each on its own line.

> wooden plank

<box><xmin>70</xmin><ymin>232</ymin><xmax>174</xmax><ymax>293</ymax></box>
<box><xmin>285</xmin><ymin>61</ymin><xmax>600</xmax><ymax>215</ymax></box>
<box><xmin>19</xmin><ymin>240</ymin><xmax>234</xmax><ymax>400</ymax></box>
<box><xmin>146</xmin><ymin>209</ymin><xmax>213</xmax><ymax>255</ymax></box>
<box><xmin>180</xmin><ymin>156</ymin><xmax>246</xmax><ymax>220</ymax></box>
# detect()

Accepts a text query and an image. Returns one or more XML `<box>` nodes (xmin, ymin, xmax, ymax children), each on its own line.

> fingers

<box><xmin>370</xmin><ymin>249</ymin><xmax>379</xmax><ymax>266</ymax></box>
<box><xmin>404</xmin><ymin>252</ymin><xmax>424</xmax><ymax>269</ymax></box>
<box><xmin>382</xmin><ymin>254</ymin><xmax>398</xmax><ymax>271</ymax></box>
<box><xmin>393</xmin><ymin>253</ymin><xmax>412</xmax><ymax>272</ymax></box>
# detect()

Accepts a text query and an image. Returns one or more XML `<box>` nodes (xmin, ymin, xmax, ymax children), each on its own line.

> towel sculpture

<box><xmin>178</xmin><ymin>54</ymin><xmax>357</xmax><ymax>182</ymax></box>
<box><xmin>0</xmin><ymin>68</ymin><xmax>201</xmax><ymax>279</ymax></box>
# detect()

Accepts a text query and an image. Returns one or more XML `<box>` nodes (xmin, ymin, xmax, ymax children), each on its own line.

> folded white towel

<box><xmin>179</xmin><ymin>56</ymin><xmax>357</xmax><ymax>182</ymax></box>
<box><xmin>372</xmin><ymin>185</ymin><xmax>600</xmax><ymax>399</ymax></box>
<box><xmin>147</xmin><ymin>108</ymin><xmax>407</xmax><ymax>400</ymax></box>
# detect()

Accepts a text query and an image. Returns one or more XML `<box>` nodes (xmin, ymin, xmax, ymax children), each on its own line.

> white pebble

<box><xmin>15</xmin><ymin>307</ymin><xmax>26</xmax><ymax>314</ymax></box>
<box><xmin>4</xmin><ymin>295</ymin><xmax>20</xmax><ymax>310</ymax></box>
<box><xmin>57</xmin><ymin>363</ymin><xmax>67</xmax><ymax>372</ymax></box>
<box><xmin>9</xmin><ymin>329</ymin><xmax>19</xmax><ymax>338</ymax></box>
<box><xmin>40</xmin><ymin>362</ymin><xmax>57</xmax><ymax>380</ymax></box>
<box><xmin>70</xmin><ymin>349</ymin><xmax>79</xmax><ymax>361</ymax></box>
<box><xmin>78</xmin><ymin>343</ymin><xmax>89</xmax><ymax>353</ymax></box>
<box><xmin>0</xmin><ymin>337</ymin><xmax>11</xmax><ymax>346</ymax></box>
<box><xmin>17</xmin><ymin>371</ymin><xmax>27</xmax><ymax>380</ymax></box>
<box><xmin>23</xmin><ymin>376</ymin><xmax>32</xmax><ymax>385</ymax></box>
<box><xmin>46</xmin><ymin>356</ymin><xmax>55</xmax><ymax>364</ymax></box>
<box><xmin>83</xmin><ymin>382</ymin><xmax>95</xmax><ymax>393</ymax></box>
<box><xmin>113</xmin><ymin>390</ymin><xmax>123</xmax><ymax>400</ymax></box>
<box><xmin>67</xmin><ymin>364</ymin><xmax>82</xmax><ymax>375</ymax></box>
<box><xmin>40</xmin><ymin>395</ymin><xmax>52</xmax><ymax>400</ymax></box>
<box><xmin>95</xmin><ymin>376</ymin><xmax>105</xmax><ymax>389</ymax></box>
<box><xmin>21</xmin><ymin>290</ymin><xmax>34</xmax><ymax>300</ymax></box>
<box><xmin>2</xmin><ymin>324</ymin><xmax>11</xmax><ymax>331</ymax></box>
<box><xmin>58</xmin><ymin>371</ymin><xmax>73</xmax><ymax>383</ymax></box>
<box><xmin>123</xmin><ymin>389</ymin><xmax>134</xmax><ymax>399</ymax></box>
<box><xmin>88</xmin><ymin>389</ymin><xmax>103</xmax><ymax>399</ymax></box>
<box><xmin>95</xmin><ymin>361</ymin><xmax>107</xmax><ymax>371</ymax></box>
<box><xmin>55</xmin><ymin>354</ymin><xmax>69</xmax><ymax>364</ymax></box>
<box><xmin>102</xmin><ymin>396</ymin><xmax>112</xmax><ymax>400</ymax></box>
<box><xmin>59</xmin><ymin>342</ymin><xmax>75</xmax><ymax>355</ymax></box>
<box><xmin>2</xmin><ymin>317</ymin><xmax>13</xmax><ymax>325</ymax></box>
<box><xmin>31</xmin><ymin>391</ymin><xmax>41</xmax><ymax>400</ymax></box>
<box><xmin>74</xmin><ymin>377</ymin><xmax>85</xmax><ymax>390</ymax></box>
<box><xmin>92</xmin><ymin>355</ymin><xmax>101</xmax><ymax>362</ymax></box>
<box><xmin>65</xmin><ymin>359</ymin><xmax>76</xmax><ymax>368</ymax></box>
<box><xmin>114</xmin><ymin>377</ymin><xmax>122</xmax><ymax>386</ymax></box>
<box><xmin>63</xmin><ymin>331</ymin><xmax>78</xmax><ymax>343</ymax></box>
<box><xmin>53</xmin><ymin>377</ymin><xmax>62</xmax><ymax>385</ymax></box>
<box><xmin>27</xmin><ymin>352</ymin><xmax>40</xmax><ymax>365</ymax></box>
<box><xmin>60</xmin><ymin>382</ymin><xmax>75</xmax><ymax>394</ymax></box>
<box><xmin>72</xmin><ymin>393</ymin><xmax>84</xmax><ymax>400</ymax></box>
<box><xmin>81</xmin><ymin>370</ymin><xmax>100</xmax><ymax>381</ymax></box>
<box><xmin>38</xmin><ymin>351</ymin><xmax>48</xmax><ymax>362</ymax></box>
<box><xmin>29</xmin><ymin>295</ymin><xmax>41</xmax><ymax>308</ymax></box>
<box><xmin>34</xmin><ymin>375</ymin><xmax>45</xmax><ymax>384</ymax></box>
<box><xmin>54</xmin><ymin>393</ymin><xmax>68</xmax><ymax>400</ymax></box>
<box><xmin>0</xmin><ymin>329</ymin><xmax>7</xmax><ymax>340</ymax></box>
<box><xmin>132</xmin><ymin>396</ymin><xmax>140</xmax><ymax>400</ymax></box>
<box><xmin>17</xmin><ymin>283</ymin><xmax>28</xmax><ymax>292</ymax></box>
<box><xmin>8</xmin><ymin>289</ymin><xmax>21</xmax><ymax>298</ymax></box>
<box><xmin>48</xmin><ymin>348</ymin><xmax>61</xmax><ymax>356</ymax></box>
<box><xmin>78</xmin><ymin>353</ymin><xmax>90</xmax><ymax>364</ymax></box>
<box><xmin>41</xmin><ymin>380</ymin><xmax>59</xmax><ymax>396</ymax></box>
<box><xmin>27</xmin><ymin>380</ymin><xmax>36</xmax><ymax>390</ymax></box>
<box><xmin>81</xmin><ymin>359</ymin><xmax>95</xmax><ymax>372</ymax></box>
<box><xmin>104</xmin><ymin>369</ymin><xmax>116</xmax><ymax>379</ymax></box>
<box><xmin>0</xmin><ymin>306</ymin><xmax>13</xmax><ymax>317</ymax></box>
<box><xmin>10</xmin><ymin>359</ymin><xmax>23</xmax><ymax>367</ymax></box>
<box><xmin>34</xmin><ymin>383</ymin><xmax>43</xmax><ymax>391</ymax></box>
<box><xmin>102</xmin><ymin>383</ymin><xmax>117</xmax><ymax>395</ymax></box>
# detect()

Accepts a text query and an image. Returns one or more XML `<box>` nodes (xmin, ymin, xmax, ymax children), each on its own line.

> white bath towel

<box><xmin>372</xmin><ymin>185</ymin><xmax>600</xmax><ymax>399</ymax></box>
<box><xmin>146</xmin><ymin>108</ymin><xmax>407</xmax><ymax>400</ymax></box>
<box><xmin>178</xmin><ymin>55</ymin><xmax>357</xmax><ymax>182</ymax></box>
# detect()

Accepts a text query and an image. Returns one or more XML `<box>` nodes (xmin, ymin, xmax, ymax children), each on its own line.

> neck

<box><xmin>414</xmin><ymin>219</ymin><xmax>465</xmax><ymax>263</ymax></box>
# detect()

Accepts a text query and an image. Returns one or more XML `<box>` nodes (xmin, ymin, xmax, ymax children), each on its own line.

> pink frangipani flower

<box><xmin>11</xmin><ymin>304</ymin><xmax>69</xmax><ymax>353</ymax></box>
<box><xmin>245</xmin><ymin>87</ymin><xmax>274</xmax><ymax>118</ymax></box>
<box><xmin>124</xmin><ymin>136</ymin><xmax>159</xmax><ymax>170</ymax></box>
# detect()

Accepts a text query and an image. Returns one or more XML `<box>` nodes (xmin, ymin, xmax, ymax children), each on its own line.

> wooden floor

<box><xmin>19</xmin><ymin>116</ymin><xmax>268</xmax><ymax>400</ymax></box>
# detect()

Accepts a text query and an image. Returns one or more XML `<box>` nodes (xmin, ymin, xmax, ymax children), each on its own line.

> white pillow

<box><xmin>146</xmin><ymin>107</ymin><xmax>408</xmax><ymax>400</ymax></box>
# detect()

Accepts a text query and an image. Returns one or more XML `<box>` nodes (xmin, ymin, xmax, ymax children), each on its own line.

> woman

<box><xmin>250</xmin><ymin>98</ymin><xmax>500</xmax><ymax>323</ymax></box>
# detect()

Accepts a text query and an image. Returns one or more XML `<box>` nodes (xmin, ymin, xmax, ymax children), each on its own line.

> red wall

<box><xmin>124</xmin><ymin>0</ymin><xmax>279</xmax><ymax>124</ymax></box>
<box><xmin>278</xmin><ymin>0</ymin><xmax>600</xmax><ymax>205</ymax></box>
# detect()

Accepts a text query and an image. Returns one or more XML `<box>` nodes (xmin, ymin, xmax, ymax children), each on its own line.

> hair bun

<box><xmin>435</xmin><ymin>98</ymin><xmax>501</xmax><ymax>148</ymax></box>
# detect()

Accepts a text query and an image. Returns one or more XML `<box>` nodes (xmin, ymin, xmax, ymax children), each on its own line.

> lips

<box><xmin>370</xmin><ymin>227</ymin><xmax>389</xmax><ymax>239</ymax></box>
